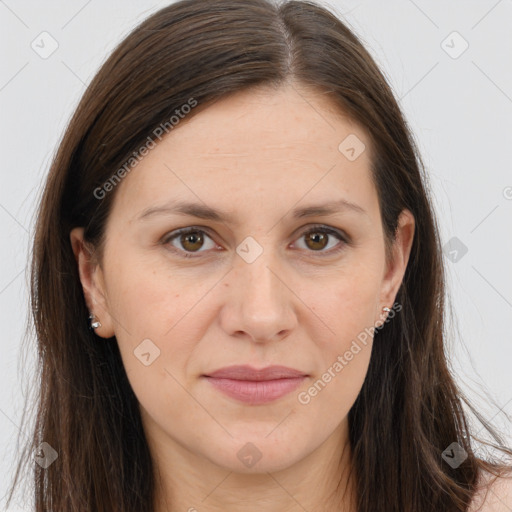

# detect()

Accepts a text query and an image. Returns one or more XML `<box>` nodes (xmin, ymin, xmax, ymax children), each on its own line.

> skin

<box><xmin>70</xmin><ymin>82</ymin><xmax>415</xmax><ymax>511</ymax></box>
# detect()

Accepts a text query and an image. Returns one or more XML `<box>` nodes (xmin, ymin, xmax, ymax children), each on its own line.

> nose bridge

<box><xmin>224</xmin><ymin>241</ymin><xmax>296</xmax><ymax>342</ymax></box>
<box><xmin>242</xmin><ymin>255</ymin><xmax>282</xmax><ymax>308</ymax></box>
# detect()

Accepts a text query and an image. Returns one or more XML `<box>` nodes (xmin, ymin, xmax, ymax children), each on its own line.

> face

<box><xmin>71</xmin><ymin>83</ymin><xmax>414</xmax><ymax>476</ymax></box>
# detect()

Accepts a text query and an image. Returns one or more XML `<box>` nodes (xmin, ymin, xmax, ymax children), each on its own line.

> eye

<box><xmin>162</xmin><ymin>227</ymin><xmax>218</xmax><ymax>257</ymax></box>
<box><xmin>292</xmin><ymin>225</ymin><xmax>348</xmax><ymax>255</ymax></box>
<box><xmin>162</xmin><ymin>225</ymin><xmax>348</xmax><ymax>259</ymax></box>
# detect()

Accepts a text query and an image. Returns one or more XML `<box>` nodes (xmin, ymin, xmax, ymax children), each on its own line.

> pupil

<box><xmin>183</xmin><ymin>232</ymin><xmax>202</xmax><ymax>251</ymax></box>
<box><xmin>308</xmin><ymin>232</ymin><xmax>326</xmax><ymax>250</ymax></box>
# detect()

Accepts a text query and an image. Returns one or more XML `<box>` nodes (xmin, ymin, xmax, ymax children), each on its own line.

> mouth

<box><xmin>202</xmin><ymin>365</ymin><xmax>309</xmax><ymax>405</ymax></box>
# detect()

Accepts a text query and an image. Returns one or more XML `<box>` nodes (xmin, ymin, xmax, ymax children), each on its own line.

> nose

<box><xmin>219</xmin><ymin>254</ymin><xmax>297</xmax><ymax>344</ymax></box>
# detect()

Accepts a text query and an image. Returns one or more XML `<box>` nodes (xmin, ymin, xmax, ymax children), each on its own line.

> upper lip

<box><xmin>204</xmin><ymin>365</ymin><xmax>308</xmax><ymax>381</ymax></box>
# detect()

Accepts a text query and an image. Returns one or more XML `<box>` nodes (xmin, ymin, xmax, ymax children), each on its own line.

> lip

<box><xmin>203</xmin><ymin>365</ymin><xmax>308</xmax><ymax>405</ymax></box>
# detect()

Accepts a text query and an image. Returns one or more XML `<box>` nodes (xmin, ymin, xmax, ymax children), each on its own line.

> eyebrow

<box><xmin>136</xmin><ymin>198</ymin><xmax>367</xmax><ymax>223</ymax></box>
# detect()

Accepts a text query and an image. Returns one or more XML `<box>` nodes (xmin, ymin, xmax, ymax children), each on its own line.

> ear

<box><xmin>69</xmin><ymin>227</ymin><xmax>116</xmax><ymax>338</ymax></box>
<box><xmin>379</xmin><ymin>209</ymin><xmax>415</xmax><ymax>311</ymax></box>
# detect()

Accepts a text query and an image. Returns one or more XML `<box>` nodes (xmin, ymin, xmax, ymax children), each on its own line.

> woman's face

<box><xmin>71</xmin><ymin>83</ymin><xmax>414</xmax><ymax>475</ymax></box>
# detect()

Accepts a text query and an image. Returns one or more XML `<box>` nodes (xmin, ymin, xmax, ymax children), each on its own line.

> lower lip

<box><xmin>204</xmin><ymin>376</ymin><xmax>307</xmax><ymax>405</ymax></box>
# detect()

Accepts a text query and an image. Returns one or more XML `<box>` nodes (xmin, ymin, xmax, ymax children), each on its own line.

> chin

<box><xmin>204</xmin><ymin>431</ymin><xmax>310</xmax><ymax>474</ymax></box>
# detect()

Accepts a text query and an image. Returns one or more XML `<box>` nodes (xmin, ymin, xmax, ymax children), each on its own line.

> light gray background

<box><xmin>1</xmin><ymin>0</ymin><xmax>511</xmax><ymax>509</ymax></box>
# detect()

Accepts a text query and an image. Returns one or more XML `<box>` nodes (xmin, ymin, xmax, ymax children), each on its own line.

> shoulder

<box><xmin>469</xmin><ymin>469</ymin><xmax>512</xmax><ymax>512</ymax></box>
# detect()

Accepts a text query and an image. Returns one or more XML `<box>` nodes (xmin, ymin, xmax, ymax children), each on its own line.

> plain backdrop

<box><xmin>1</xmin><ymin>0</ymin><xmax>511</xmax><ymax>509</ymax></box>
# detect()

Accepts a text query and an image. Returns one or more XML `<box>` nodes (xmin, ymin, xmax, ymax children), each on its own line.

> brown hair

<box><xmin>6</xmin><ymin>0</ymin><xmax>512</xmax><ymax>510</ymax></box>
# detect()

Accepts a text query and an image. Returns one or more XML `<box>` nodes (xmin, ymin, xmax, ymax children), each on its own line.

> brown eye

<box><xmin>180</xmin><ymin>231</ymin><xmax>204</xmax><ymax>252</ymax></box>
<box><xmin>294</xmin><ymin>226</ymin><xmax>347</xmax><ymax>255</ymax></box>
<box><xmin>163</xmin><ymin>228</ymin><xmax>217</xmax><ymax>257</ymax></box>
<box><xmin>304</xmin><ymin>231</ymin><xmax>329</xmax><ymax>251</ymax></box>
<box><xmin>163</xmin><ymin>225</ymin><xmax>348</xmax><ymax>259</ymax></box>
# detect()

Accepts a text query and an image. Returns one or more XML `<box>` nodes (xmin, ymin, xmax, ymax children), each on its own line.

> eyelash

<box><xmin>161</xmin><ymin>224</ymin><xmax>350</xmax><ymax>259</ymax></box>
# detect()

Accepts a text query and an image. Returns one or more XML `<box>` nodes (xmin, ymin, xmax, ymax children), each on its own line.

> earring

<box><xmin>382</xmin><ymin>307</ymin><xmax>391</xmax><ymax>313</ymax></box>
<box><xmin>88</xmin><ymin>313</ymin><xmax>102</xmax><ymax>330</ymax></box>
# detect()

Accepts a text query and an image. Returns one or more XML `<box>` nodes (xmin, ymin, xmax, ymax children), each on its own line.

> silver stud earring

<box><xmin>88</xmin><ymin>313</ymin><xmax>102</xmax><ymax>330</ymax></box>
<box><xmin>382</xmin><ymin>307</ymin><xmax>391</xmax><ymax>313</ymax></box>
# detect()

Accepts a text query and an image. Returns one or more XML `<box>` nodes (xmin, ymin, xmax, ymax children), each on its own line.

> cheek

<box><xmin>296</xmin><ymin>272</ymin><xmax>378</xmax><ymax>427</ymax></box>
<box><xmin>104</xmin><ymin>252</ymin><xmax>216</xmax><ymax>393</ymax></box>
<box><xmin>105</xmin><ymin>253</ymin><xmax>194</xmax><ymax>339</ymax></box>
<box><xmin>307</xmin><ymin>258</ymin><xmax>381</xmax><ymax>349</ymax></box>
<box><xmin>296</xmin><ymin>256</ymin><xmax>381</xmax><ymax>406</ymax></box>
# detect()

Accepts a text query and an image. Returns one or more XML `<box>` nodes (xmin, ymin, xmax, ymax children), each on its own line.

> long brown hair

<box><xmin>6</xmin><ymin>0</ymin><xmax>512</xmax><ymax>510</ymax></box>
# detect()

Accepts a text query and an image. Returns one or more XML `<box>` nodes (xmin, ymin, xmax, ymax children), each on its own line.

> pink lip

<box><xmin>203</xmin><ymin>365</ymin><xmax>308</xmax><ymax>405</ymax></box>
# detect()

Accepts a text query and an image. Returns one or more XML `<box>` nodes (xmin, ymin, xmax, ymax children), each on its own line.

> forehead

<box><xmin>177</xmin><ymin>84</ymin><xmax>369</xmax><ymax>157</ymax></box>
<box><xmin>109</xmin><ymin>83</ymin><xmax>377</xmax><ymax>222</ymax></box>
